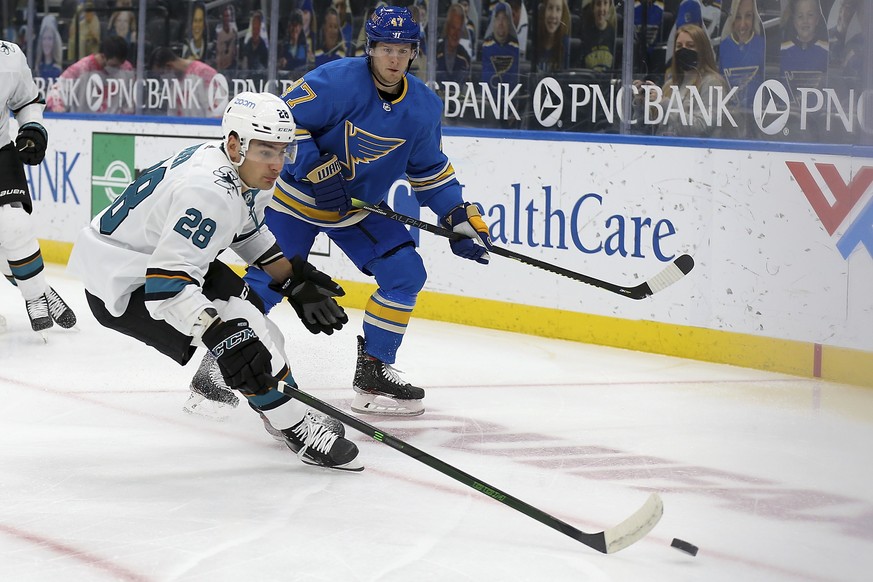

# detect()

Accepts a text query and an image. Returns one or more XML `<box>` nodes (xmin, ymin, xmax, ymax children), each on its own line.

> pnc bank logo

<box><xmin>788</xmin><ymin>162</ymin><xmax>873</xmax><ymax>260</ymax></box>
<box><xmin>754</xmin><ymin>80</ymin><xmax>791</xmax><ymax>136</ymax></box>
<box><xmin>533</xmin><ymin>77</ymin><xmax>564</xmax><ymax>128</ymax></box>
<box><xmin>86</xmin><ymin>74</ymin><xmax>105</xmax><ymax>112</ymax></box>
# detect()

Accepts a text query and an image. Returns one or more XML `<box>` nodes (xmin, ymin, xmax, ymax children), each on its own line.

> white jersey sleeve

<box><xmin>0</xmin><ymin>41</ymin><xmax>41</xmax><ymax>147</ymax></box>
<box><xmin>68</xmin><ymin>142</ymin><xmax>251</xmax><ymax>336</ymax></box>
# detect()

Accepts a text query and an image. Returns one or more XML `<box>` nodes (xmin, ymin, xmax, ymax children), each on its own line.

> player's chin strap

<box><xmin>221</xmin><ymin>139</ymin><xmax>249</xmax><ymax>172</ymax></box>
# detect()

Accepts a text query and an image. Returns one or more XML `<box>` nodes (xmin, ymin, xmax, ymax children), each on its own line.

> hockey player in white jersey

<box><xmin>68</xmin><ymin>92</ymin><xmax>361</xmax><ymax>471</ymax></box>
<box><xmin>0</xmin><ymin>39</ymin><xmax>76</xmax><ymax>333</ymax></box>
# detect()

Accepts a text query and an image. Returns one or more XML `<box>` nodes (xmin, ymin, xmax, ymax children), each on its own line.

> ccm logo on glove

<box><xmin>209</xmin><ymin>326</ymin><xmax>256</xmax><ymax>357</ymax></box>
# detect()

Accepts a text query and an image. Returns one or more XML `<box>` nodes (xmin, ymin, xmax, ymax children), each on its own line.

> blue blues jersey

<box><xmin>719</xmin><ymin>32</ymin><xmax>765</xmax><ymax>108</ymax></box>
<box><xmin>273</xmin><ymin>57</ymin><xmax>463</xmax><ymax>228</ymax></box>
<box><xmin>480</xmin><ymin>37</ymin><xmax>519</xmax><ymax>88</ymax></box>
<box><xmin>780</xmin><ymin>38</ymin><xmax>829</xmax><ymax>90</ymax></box>
<box><xmin>634</xmin><ymin>1</ymin><xmax>665</xmax><ymax>49</ymax></box>
<box><xmin>634</xmin><ymin>0</ymin><xmax>664</xmax><ymax>26</ymax></box>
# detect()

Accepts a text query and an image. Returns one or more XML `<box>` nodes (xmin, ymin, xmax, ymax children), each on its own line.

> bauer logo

<box><xmin>533</xmin><ymin>77</ymin><xmax>564</xmax><ymax>128</ymax></box>
<box><xmin>91</xmin><ymin>134</ymin><xmax>135</xmax><ymax>218</ymax></box>
<box><xmin>753</xmin><ymin>80</ymin><xmax>791</xmax><ymax>136</ymax></box>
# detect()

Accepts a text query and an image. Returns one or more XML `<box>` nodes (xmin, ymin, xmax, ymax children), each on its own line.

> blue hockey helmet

<box><xmin>365</xmin><ymin>5</ymin><xmax>420</xmax><ymax>51</ymax></box>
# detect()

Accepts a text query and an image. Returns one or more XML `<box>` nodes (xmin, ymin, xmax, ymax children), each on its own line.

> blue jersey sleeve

<box><xmin>404</xmin><ymin>88</ymin><xmax>464</xmax><ymax>219</ymax></box>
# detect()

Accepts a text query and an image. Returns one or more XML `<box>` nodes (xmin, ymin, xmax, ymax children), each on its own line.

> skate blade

<box><xmin>182</xmin><ymin>393</ymin><xmax>234</xmax><ymax>422</ymax></box>
<box><xmin>299</xmin><ymin>456</ymin><xmax>365</xmax><ymax>472</ymax></box>
<box><xmin>351</xmin><ymin>393</ymin><xmax>424</xmax><ymax>416</ymax></box>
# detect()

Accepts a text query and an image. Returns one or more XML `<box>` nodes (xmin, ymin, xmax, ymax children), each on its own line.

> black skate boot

<box><xmin>258</xmin><ymin>410</ymin><xmax>345</xmax><ymax>442</ymax></box>
<box><xmin>25</xmin><ymin>294</ymin><xmax>52</xmax><ymax>332</ymax></box>
<box><xmin>183</xmin><ymin>352</ymin><xmax>240</xmax><ymax>421</ymax></box>
<box><xmin>46</xmin><ymin>287</ymin><xmax>76</xmax><ymax>328</ymax></box>
<box><xmin>352</xmin><ymin>335</ymin><xmax>424</xmax><ymax>416</ymax></box>
<box><xmin>281</xmin><ymin>410</ymin><xmax>363</xmax><ymax>471</ymax></box>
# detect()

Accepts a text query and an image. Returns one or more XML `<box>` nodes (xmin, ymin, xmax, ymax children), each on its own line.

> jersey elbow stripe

<box><xmin>409</xmin><ymin>174</ymin><xmax>457</xmax><ymax>192</ymax></box>
<box><xmin>410</xmin><ymin>176</ymin><xmax>456</xmax><ymax>192</ymax></box>
<box><xmin>144</xmin><ymin>270</ymin><xmax>196</xmax><ymax>298</ymax></box>
<box><xmin>408</xmin><ymin>163</ymin><xmax>455</xmax><ymax>186</ymax></box>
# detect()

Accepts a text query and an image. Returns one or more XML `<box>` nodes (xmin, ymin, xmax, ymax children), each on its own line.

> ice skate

<box><xmin>258</xmin><ymin>410</ymin><xmax>344</xmax><ymax>442</ymax></box>
<box><xmin>25</xmin><ymin>294</ymin><xmax>52</xmax><ymax>332</ymax></box>
<box><xmin>183</xmin><ymin>352</ymin><xmax>239</xmax><ymax>421</ymax></box>
<box><xmin>352</xmin><ymin>335</ymin><xmax>425</xmax><ymax>416</ymax></box>
<box><xmin>281</xmin><ymin>410</ymin><xmax>362</xmax><ymax>471</ymax></box>
<box><xmin>46</xmin><ymin>287</ymin><xmax>76</xmax><ymax>328</ymax></box>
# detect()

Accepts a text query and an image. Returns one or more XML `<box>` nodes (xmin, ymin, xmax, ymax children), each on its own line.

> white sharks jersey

<box><xmin>68</xmin><ymin>141</ymin><xmax>277</xmax><ymax>335</ymax></box>
<box><xmin>0</xmin><ymin>40</ymin><xmax>42</xmax><ymax>148</ymax></box>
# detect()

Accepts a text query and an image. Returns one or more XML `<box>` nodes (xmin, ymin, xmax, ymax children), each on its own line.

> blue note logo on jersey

<box><xmin>341</xmin><ymin>120</ymin><xmax>405</xmax><ymax>180</ymax></box>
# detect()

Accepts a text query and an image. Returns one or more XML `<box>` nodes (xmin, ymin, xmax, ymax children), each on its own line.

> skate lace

<box><xmin>380</xmin><ymin>362</ymin><xmax>409</xmax><ymax>387</ymax></box>
<box><xmin>26</xmin><ymin>296</ymin><xmax>49</xmax><ymax>319</ymax></box>
<box><xmin>46</xmin><ymin>289</ymin><xmax>67</xmax><ymax>318</ymax></box>
<box><xmin>291</xmin><ymin>412</ymin><xmax>339</xmax><ymax>460</ymax></box>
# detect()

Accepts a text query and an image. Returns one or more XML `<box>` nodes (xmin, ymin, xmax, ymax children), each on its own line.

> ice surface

<box><xmin>1</xmin><ymin>266</ymin><xmax>872</xmax><ymax>581</ymax></box>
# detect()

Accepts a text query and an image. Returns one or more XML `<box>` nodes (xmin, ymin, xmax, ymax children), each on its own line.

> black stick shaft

<box><xmin>277</xmin><ymin>382</ymin><xmax>609</xmax><ymax>553</ymax></box>
<box><xmin>351</xmin><ymin>199</ymin><xmax>651</xmax><ymax>299</ymax></box>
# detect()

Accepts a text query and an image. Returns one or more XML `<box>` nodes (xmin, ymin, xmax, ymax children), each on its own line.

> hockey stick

<box><xmin>275</xmin><ymin>380</ymin><xmax>664</xmax><ymax>553</ymax></box>
<box><xmin>351</xmin><ymin>199</ymin><xmax>694</xmax><ymax>299</ymax></box>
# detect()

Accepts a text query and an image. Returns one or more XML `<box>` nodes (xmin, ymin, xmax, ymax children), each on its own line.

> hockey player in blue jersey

<box><xmin>243</xmin><ymin>5</ymin><xmax>492</xmax><ymax>417</ymax></box>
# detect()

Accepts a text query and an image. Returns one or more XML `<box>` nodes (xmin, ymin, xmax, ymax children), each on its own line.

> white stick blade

<box><xmin>603</xmin><ymin>493</ymin><xmax>664</xmax><ymax>553</ymax></box>
<box><xmin>645</xmin><ymin>254</ymin><xmax>694</xmax><ymax>295</ymax></box>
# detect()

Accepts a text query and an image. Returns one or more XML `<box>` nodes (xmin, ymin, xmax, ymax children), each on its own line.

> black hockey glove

<box><xmin>15</xmin><ymin>122</ymin><xmax>48</xmax><ymax>165</ymax></box>
<box><xmin>441</xmin><ymin>202</ymin><xmax>492</xmax><ymax>264</ymax></box>
<box><xmin>269</xmin><ymin>256</ymin><xmax>348</xmax><ymax>335</ymax></box>
<box><xmin>306</xmin><ymin>153</ymin><xmax>352</xmax><ymax>214</ymax></box>
<box><xmin>201</xmin><ymin>318</ymin><xmax>274</xmax><ymax>396</ymax></box>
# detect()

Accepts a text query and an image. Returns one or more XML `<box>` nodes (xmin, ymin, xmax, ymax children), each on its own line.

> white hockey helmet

<box><xmin>221</xmin><ymin>91</ymin><xmax>297</xmax><ymax>165</ymax></box>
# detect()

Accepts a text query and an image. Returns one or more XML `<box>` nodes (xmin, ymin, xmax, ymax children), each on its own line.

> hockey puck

<box><xmin>671</xmin><ymin>538</ymin><xmax>698</xmax><ymax>556</ymax></box>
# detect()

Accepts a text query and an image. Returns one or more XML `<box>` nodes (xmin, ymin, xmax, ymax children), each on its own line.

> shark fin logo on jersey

<box><xmin>0</xmin><ymin>41</ymin><xmax>11</xmax><ymax>55</ymax></box>
<box><xmin>342</xmin><ymin>120</ymin><xmax>405</xmax><ymax>180</ymax></box>
<box><xmin>213</xmin><ymin>166</ymin><xmax>238</xmax><ymax>196</ymax></box>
